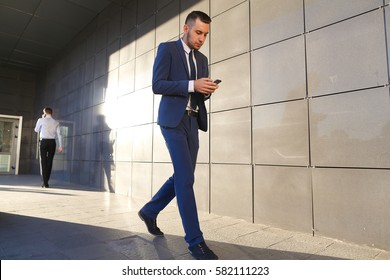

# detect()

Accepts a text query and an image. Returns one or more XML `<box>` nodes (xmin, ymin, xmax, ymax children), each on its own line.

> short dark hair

<box><xmin>44</xmin><ymin>107</ymin><xmax>53</xmax><ymax>115</ymax></box>
<box><xmin>185</xmin><ymin>11</ymin><xmax>211</xmax><ymax>25</ymax></box>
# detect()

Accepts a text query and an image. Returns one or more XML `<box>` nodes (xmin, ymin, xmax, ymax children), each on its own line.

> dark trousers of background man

<box><xmin>40</xmin><ymin>139</ymin><xmax>56</xmax><ymax>187</ymax></box>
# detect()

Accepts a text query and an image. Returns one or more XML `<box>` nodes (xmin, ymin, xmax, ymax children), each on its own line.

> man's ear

<box><xmin>183</xmin><ymin>23</ymin><xmax>189</xmax><ymax>34</ymax></box>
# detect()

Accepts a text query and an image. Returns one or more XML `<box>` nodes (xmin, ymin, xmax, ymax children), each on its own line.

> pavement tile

<box><xmin>374</xmin><ymin>251</ymin><xmax>390</xmax><ymax>260</ymax></box>
<box><xmin>208</xmin><ymin>241</ymin><xmax>276</xmax><ymax>260</ymax></box>
<box><xmin>308</xmin><ymin>241</ymin><xmax>382</xmax><ymax>260</ymax></box>
<box><xmin>0</xmin><ymin>241</ymin><xmax>61</xmax><ymax>260</ymax></box>
<box><xmin>206</xmin><ymin>223</ymin><xmax>259</xmax><ymax>242</ymax></box>
<box><xmin>62</xmin><ymin>242</ymin><xmax>126</xmax><ymax>260</ymax></box>
<box><xmin>108</xmin><ymin>236</ymin><xmax>177</xmax><ymax>260</ymax></box>
<box><xmin>200</xmin><ymin>216</ymin><xmax>242</xmax><ymax>232</ymax></box>
<box><xmin>229</xmin><ymin>230</ymin><xmax>292</xmax><ymax>249</ymax></box>
<box><xmin>267</xmin><ymin>233</ymin><xmax>336</xmax><ymax>258</ymax></box>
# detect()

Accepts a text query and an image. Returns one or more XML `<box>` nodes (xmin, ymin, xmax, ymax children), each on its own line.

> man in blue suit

<box><xmin>138</xmin><ymin>11</ymin><xmax>220</xmax><ymax>260</ymax></box>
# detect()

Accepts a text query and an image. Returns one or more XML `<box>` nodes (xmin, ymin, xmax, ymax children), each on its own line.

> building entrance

<box><xmin>0</xmin><ymin>115</ymin><xmax>22</xmax><ymax>175</ymax></box>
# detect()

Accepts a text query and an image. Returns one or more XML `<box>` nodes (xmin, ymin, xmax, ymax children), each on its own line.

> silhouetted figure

<box><xmin>96</xmin><ymin>115</ymin><xmax>115</xmax><ymax>192</ymax></box>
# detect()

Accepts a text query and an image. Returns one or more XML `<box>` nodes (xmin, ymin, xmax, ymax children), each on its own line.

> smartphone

<box><xmin>213</xmin><ymin>79</ymin><xmax>222</xmax><ymax>84</ymax></box>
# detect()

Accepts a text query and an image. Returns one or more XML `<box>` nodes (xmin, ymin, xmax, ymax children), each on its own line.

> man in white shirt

<box><xmin>34</xmin><ymin>107</ymin><xmax>63</xmax><ymax>188</ymax></box>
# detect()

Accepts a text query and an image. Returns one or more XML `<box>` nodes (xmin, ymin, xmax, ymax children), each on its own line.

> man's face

<box><xmin>183</xmin><ymin>18</ymin><xmax>209</xmax><ymax>50</ymax></box>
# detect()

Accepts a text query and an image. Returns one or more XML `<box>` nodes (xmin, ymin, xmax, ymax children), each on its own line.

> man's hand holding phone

<box><xmin>194</xmin><ymin>78</ymin><xmax>221</xmax><ymax>94</ymax></box>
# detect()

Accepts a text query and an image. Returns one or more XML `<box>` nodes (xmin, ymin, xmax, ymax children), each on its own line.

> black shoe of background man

<box><xmin>189</xmin><ymin>241</ymin><xmax>219</xmax><ymax>260</ymax></box>
<box><xmin>138</xmin><ymin>210</ymin><xmax>164</xmax><ymax>236</ymax></box>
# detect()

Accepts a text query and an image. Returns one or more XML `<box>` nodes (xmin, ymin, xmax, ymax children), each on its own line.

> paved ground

<box><xmin>1</xmin><ymin>175</ymin><xmax>390</xmax><ymax>260</ymax></box>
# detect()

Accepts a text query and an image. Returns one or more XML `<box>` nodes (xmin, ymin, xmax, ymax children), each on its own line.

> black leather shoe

<box><xmin>138</xmin><ymin>210</ymin><xmax>164</xmax><ymax>236</ymax></box>
<box><xmin>189</xmin><ymin>242</ymin><xmax>218</xmax><ymax>260</ymax></box>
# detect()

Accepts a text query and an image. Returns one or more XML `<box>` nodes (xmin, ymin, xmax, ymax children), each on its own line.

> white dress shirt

<box><xmin>181</xmin><ymin>39</ymin><xmax>197</xmax><ymax>93</ymax></box>
<box><xmin>181</xmin><ymin>39</ymin><xmax>200</xmax><ymax>111</ymax></box>
<box><xmin>34</xmin><ymin>115</ymin><xmax>63</xmax><ymax>147</ymax></box>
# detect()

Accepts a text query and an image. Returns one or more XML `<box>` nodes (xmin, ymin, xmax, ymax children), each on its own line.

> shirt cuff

<box><xmin>188</xmin><ymin>80</ymin><xmax>195</xmax><ymax>93</ymax></box>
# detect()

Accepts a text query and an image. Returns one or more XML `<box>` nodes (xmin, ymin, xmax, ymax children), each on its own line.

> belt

<box><xmin>185</xmin><ymin>110</ymin><xmax>198</xmax><ymax>117</ymax></box>
<box><xmin>41</xmin><ymin>138</ymin><xmax>55</xmax><ymax>141</ymax></box>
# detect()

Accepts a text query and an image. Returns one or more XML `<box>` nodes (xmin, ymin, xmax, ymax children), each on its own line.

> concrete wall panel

<box><xmin>253</xmin><ymin>100</ymin><xmax>309</xmax><ymax>166</ymax></box>
<box><xmin>251</xmin><ymin>0</ymin><xmax>304</xmax><ymax>48</ymax></box>
<box><xmin>305</xmin><ymin>0</ymin><xmax>383</xmax><ymax>31</ymax></box>
<box><xmin>307</xmin><ymin>9</ymin><xmax>387</xmax><ymax>96</ymax></box>
<box><xmin>211</xmin><ymin>164</ymin><xmax>252</xmax><ymax>221</ymax></box>
<box><xmin>254</xmin><ymin>166</ymin><xmax>312</xmax><ymax>233</ymax></box>
<box><xmin>310</xmin><ymin>88</ymin><xmax>390</xmax><ymax>168</ymax></box>
<box><xmin>252</xmin><ymin>36</ymin><xmax>306</xmax><ymax>105</ymax></box>
<box><xmin>313</xmin><ymin>168</ymin><xmax>390</xmax><ymax>251</ymax></box>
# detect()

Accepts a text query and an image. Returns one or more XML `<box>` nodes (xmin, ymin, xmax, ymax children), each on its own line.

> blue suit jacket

<box><xmin>152</xmin><ymin>39</ymin><xmax>209</xmax><ymax>131</ymax></box>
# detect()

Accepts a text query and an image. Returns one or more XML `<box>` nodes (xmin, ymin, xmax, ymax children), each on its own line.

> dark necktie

<box><xmin>189</xmin><ymin>50</ymin><xmax>198</xmax><ymax>110</ymax></box>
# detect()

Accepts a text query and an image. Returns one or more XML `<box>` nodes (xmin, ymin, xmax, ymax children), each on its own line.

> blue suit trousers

<box><xmin>141</xmin><ymin>114</ymin><xmax>204</xmax><ymax>247</ymax></box>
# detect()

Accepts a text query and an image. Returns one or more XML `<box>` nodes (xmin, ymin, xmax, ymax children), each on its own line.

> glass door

<box><xmin>0</xmin><ymin>115</ymin><xmax>22</xmax><ymax>175</ymax></box>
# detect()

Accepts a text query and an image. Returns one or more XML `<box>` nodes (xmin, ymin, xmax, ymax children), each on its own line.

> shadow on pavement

<box><xmin>0</xmin><ymin>213</ymin><xmax>343</xmax><ymax>260</ymax></box>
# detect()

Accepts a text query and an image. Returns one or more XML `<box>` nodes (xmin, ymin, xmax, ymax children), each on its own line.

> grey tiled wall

<box><xmin>34</xmin><ymin>0</ymin><xmax>390</xmax><ymax>251</ymax></box>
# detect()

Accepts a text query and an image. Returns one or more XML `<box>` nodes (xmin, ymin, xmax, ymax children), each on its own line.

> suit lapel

<box><xmin>194</xmin><ymin>50</ymin><xmax>202</xmax><ymax>78</ymax></box>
